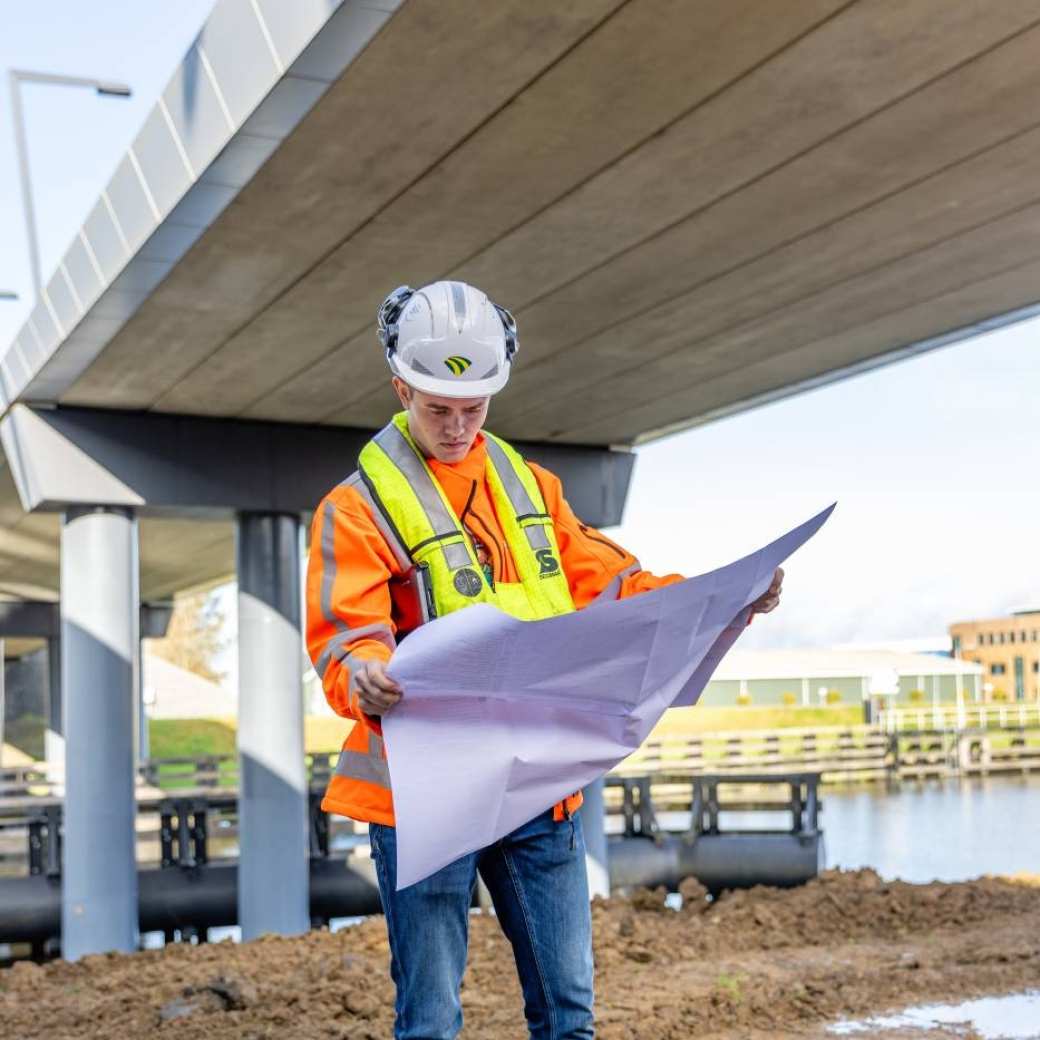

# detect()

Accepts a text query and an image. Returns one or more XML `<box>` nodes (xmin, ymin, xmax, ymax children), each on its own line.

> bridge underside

<box><xmin>22</xmin><ymin>0</ymin><xmax>1040</xmax><ymax>450</ymax></box>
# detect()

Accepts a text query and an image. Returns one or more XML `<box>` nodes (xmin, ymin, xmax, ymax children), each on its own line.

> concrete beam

<box><xmin>0</xmin><ymin>599</ymin><xmax>59</xmax><ymax>639</ymax></box>
<box><xmin>0</xmin><ymin>406</ymin><xmax>634</xmax><ymax>527</ymax></box>
<box><xmin>0</xmin><ymin>599</ymin><xmax>172</xmax><ymax>640</ymax></box>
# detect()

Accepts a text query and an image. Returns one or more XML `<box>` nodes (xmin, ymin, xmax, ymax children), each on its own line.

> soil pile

<box><xmin>1</xmin><ymin>869</ymin><xmax>1038</xmax><ymax>1039</ymax></box>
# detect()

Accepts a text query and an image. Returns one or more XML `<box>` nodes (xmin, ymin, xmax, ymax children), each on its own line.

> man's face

<box><xmin>393</xmin><ymin>378</ymin><xmax>490</xmax><ymax>462</ymax></box>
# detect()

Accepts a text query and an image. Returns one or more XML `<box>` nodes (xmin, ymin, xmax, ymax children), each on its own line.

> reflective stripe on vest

<box><xmin>334</xmin><ymin>730</ymin><xmax>390</xmax><ymax>789</ymax></box>
<box><xmin>358</xmin><ymin>413</ymin><xmax>575</xmax><ymax>622</ymax></box>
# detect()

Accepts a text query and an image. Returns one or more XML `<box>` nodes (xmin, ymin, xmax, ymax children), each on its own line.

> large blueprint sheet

<box><xmin>384</xmin><ymin>505</ymin><xmax>834</xmax><ymax>889</ymax></box>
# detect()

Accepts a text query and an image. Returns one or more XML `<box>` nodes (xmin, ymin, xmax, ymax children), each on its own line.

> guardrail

<box><xmin>878</xmin><ymin>702</ymin><xmax>1040</xmax><ymax>732</ymax></box>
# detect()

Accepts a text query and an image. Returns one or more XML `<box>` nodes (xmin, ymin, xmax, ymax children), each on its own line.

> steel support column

<box><xmin>236</xmin><ymin>512</ymin><xmax>308</xmax><ymax>939</ymax></box>
<box><xmin>582</xmin><ymin>778</ymin><xmax>610</xmax><ymax>898</ymax></box>
<box><xmin>60</xmin><ymin>506</ymin><xmax>139</xmax><ymax>959</ymax></box>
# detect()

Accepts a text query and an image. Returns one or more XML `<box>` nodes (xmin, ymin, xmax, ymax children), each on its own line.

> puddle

<box><xmin>829</xmin><ymin>992</ymin><xmax>1040</xmax><ymax>1038</ymax></box>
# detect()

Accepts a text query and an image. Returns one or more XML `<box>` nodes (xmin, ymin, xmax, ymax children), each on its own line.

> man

<box><xmin>306</xmin><ymin>281</ymin><xmax>783</xmax><ymax>1040</ymax></box>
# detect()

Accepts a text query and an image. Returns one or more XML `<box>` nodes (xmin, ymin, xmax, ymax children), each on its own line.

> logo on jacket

<box><xmin>535</xmin><ymin>548</ymin><xmax>561</xmax><ymax>577</ymax></box>
<box><xmin>444</xmin><ymin>355</ymin><xmax>472</xmax><ymax>376</ymax></box>
<box><xmin>453</xmin><ymin>567</ymin><xmax>483</xmax><ymax>597</ymax></box>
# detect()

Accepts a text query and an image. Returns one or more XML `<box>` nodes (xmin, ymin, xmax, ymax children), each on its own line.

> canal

<box><xmin>663</xmin><ymin>773</ymin><xmax>1040</xmax><ymax>883</ymax></box>
<box><xmin>818</xmin><ymin>774</ymin><xmax>1040</xmax><ymax>882</ymax></box>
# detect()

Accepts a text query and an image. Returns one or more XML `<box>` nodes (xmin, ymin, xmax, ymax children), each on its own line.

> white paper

<box><xmin>383</xmin><ymin>504</ymin><xmax>835</xmax><ymax>889</ymax></box>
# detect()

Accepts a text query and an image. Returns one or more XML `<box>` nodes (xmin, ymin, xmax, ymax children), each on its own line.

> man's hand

<box><xmin>354</xmin><ymin>660</ymin><xmax>403</xmax><ymax>717</ymax></box>
<box><xmin>751</xmin><ymin>567</ymin><xmax>784</xmax><ymax>615</ymax></box>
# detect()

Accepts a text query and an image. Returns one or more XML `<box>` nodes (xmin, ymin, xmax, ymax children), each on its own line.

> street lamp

<box><xmin>8</xmin><ymin>70</ymin><xmax>132</xmax><ymax>303</ymax></box>
<box><xmin>0</xmin><ymin>292</ymin><xmax>19</xmax><ymax>301</ymax></box>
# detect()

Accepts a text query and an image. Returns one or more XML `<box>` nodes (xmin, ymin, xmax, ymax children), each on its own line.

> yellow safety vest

<box><xmin>358</xmin><ymin>412</ymin><xmax>575</xmax><ymax>622</ymax></box>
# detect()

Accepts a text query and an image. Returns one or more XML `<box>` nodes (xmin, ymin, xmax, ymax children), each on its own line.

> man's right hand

<box><xmin>354</xmin><ymin>659</ymin><xmax>403</xmax><ymax>718</ymax></box>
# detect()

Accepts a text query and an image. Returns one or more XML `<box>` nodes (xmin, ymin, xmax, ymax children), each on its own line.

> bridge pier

<box><xmin>236</xmin><ymin>512</ymin><xmax>309</xmax><ymax>940</ymax></box>
<box><xmin>60</xmin><ymin>506</ymin><xmax>140</xmax><ymax>960</ymax></box>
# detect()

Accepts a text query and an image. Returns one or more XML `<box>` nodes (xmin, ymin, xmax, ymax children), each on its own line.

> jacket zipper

<box><xmin>460</xmin><ymin>480</ymin><xmax>503</xmax><ymax>589</ymax></box>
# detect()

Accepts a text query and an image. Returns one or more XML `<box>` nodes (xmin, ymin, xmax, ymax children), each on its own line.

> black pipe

<box><xmin>607</xmin><ymin>832</ymin><xmax>823</xmax><ymax>894</ymax></box>
<box><xmin>0</xmin><ymin>858</ymin><xmax>382</xmax><ymax>947</ymax></box>
<box><xmin>0</xmin><ymin>831</ymin><xmax>821</xmax><ymax>949</ymax></box>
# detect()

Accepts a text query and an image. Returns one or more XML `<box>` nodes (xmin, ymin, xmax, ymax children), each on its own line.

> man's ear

<box><xmin>391</xmin><ymin>377</ymin><xmax>411</xmax><ymax>410</ymax></box>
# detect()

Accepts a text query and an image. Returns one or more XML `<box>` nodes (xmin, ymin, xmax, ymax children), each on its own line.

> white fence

<box><xmin>878</xmin><ymin>702</ymin><xmax>1040</xmax><ymax>732</ymax></box>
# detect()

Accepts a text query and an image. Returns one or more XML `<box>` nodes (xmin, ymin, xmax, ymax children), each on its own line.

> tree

<box><xmin>148</xmin><ymin>590</ymin><xmax>227</xmax><ymax>682</ymax></box>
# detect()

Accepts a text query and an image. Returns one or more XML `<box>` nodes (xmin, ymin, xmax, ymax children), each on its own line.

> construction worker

<box><xmin>306</xmin><ymin>281</ymin><xmax>783</xmax><ymax>1040</ymax></box>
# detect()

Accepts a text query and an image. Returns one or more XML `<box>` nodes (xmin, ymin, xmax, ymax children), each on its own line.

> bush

<box><xmin>736</xmin><ymin>692</ymin><xmax>752</xmax><ymax>706</ymax></box>
<box><xmin>990</xmin><ymin>688</ymin><xmax>1009</xmax><ymax>703</ymax></box>
<box><xmin>908</xmin><ymin>689</ymin><xmax>926</xmax><ymax>704</ymax></box>
<box><xmin>825</xmin><ymin>689</ymin><xmax>843</xmax><ymax>705</ymax></box>
<box><xmin>782</xmin><ymin>692</ymin><xmax>798</xmax><ymax>706</ymax></box>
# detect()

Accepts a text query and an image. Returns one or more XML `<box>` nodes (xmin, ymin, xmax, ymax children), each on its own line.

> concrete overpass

<box><xmin>2</xmin><ymin>0</ymin><xmax>1039</xmax><ymax>957</ymax></box>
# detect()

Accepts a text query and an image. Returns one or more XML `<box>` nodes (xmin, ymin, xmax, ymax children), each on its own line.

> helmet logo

<box><xmin>444</xmin><ymin>355</ymin><xmax>472</xmax><ymax>376</ymax></box>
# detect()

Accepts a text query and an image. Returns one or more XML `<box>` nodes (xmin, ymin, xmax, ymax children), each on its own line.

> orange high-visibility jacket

<box><xmin>306</xmin><ymin>430</ymin><xmax>683</xmax><ymax>827</ymax></box>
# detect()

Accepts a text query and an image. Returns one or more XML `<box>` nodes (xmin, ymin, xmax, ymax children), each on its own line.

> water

<box><xmin>829</xmin><ymin>992</ymin><xmax>1040</xmax><ymax>1038</ymax></box>
<box><xmin>819</xmin><ymin>775</ymin><xmax>1040</xmax><ymax>882</ymax></box>
<box><xmin>684</xmin><ymin>774</ymin><xmax>1040</xmax><ymax>882</ymax></box>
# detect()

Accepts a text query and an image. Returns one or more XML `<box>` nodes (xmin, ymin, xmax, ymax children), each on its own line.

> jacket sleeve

<box><xmin>529</xmin><ymin>462</ymin><xmax>685</xmax><ymax>609</ymax></box>
<box><xmin>305</xmin><ymin>487</ymin><xmax>402</xmax><ymax>732</ymax></box>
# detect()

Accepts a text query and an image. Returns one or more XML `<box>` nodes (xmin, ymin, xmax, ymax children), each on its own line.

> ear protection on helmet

<box><xmin>492</xmin><ymin>302</ymin><xmax>519</xmax><ymax>362</ymax></box>
<box><xmin>377</xmin><ymin>284</ymin><xmax>416</xmax><ymax>358</ymax></box>
<box><xmin>376</xmin><ymin>284</ymin><xmax>519</xmax><ymax>361</ymax></box>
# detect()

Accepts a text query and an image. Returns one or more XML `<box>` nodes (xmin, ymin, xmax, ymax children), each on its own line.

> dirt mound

<box><xmin>1</xmin><ymin>870</ymin><xmax>1038</xmax><ymax>1039</ymax></box>
<box><xmin>592</xmin><ymin>867</ymin><xmax>1038</xmax><ymax>967</ymax></box>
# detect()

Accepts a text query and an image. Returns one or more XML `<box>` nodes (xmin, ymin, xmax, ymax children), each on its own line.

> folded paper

<box><xmin>384</xmin><ymin>504</ymin><xmax>835</xmax><ymax>888</ymax></box>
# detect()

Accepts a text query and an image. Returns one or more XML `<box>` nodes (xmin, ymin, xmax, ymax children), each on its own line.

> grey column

<box><xmin>582</xmin><ymin>778</ymin><xmax>610</xmax><ymax>898</ymax></box>
<box><xmin>60</xmin><ymin>506</ymin><xmax>139</xmax><ymax>959</ymax></box>
<box><xmin>236</xmin><ymin>512</ymin><xmax>308</xmax><ymax>939</ymax></box>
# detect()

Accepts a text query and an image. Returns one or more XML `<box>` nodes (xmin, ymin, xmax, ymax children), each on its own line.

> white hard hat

<box><xmin>377</xmin><ymin>281</ymin><xmax>518</xmax><ymax>398</ymax></box>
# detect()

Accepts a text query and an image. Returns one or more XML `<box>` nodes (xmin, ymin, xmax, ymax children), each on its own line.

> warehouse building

<box><xmin>699</xmin><ymin>647</ymin><xmax>983</xmax><ymax>708</ymax></box>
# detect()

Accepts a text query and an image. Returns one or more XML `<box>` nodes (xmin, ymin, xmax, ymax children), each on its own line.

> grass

<box><xmin>146</xmin><ymin>716</ymin><xmax>351</xmax><ymax>760</ymax></box>
<box><xmin>652</xmin><ymin>705</ymin><xmax>863</xmax><ymax>736</ymax></box>
<box><xmin>2</xmin><ymin>713</ymin><xmax>46</xmax><ymax>760</ymax></box>
<box><xmin>145</xmin><ymin>707</ymin><xmax>865</xmax><ymax>763</ymax></box>
<box><xmin>148</xmin><ymin>718</ymin><xmax>237</xmax><ymax>759</ymax></box>
<box><xmin>143</xmin><ymin>709</ymin><xmax>1040</xmax><ymax>766</ymax></box>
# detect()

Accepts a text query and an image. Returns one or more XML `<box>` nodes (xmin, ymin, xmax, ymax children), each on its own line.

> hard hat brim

<box><xmin>389</xmin><ymin>357</ymin><xmax>510</xmax><ymax>399</ymax></box>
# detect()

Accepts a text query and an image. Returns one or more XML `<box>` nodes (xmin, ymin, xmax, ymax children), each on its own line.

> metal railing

<box><xmin>605</xmin><ymin>773</ymin><xmax>820</xmax><ymax>840</ymax></box>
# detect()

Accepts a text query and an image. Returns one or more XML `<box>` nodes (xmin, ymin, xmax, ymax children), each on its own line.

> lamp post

<box><xmin>8</xmin><ymin>70</ymin><xmax>132</xmax><ymax>303</ymax></box>
<box><xmin>0</xmin><ymin>292</ymin><xmax>19</xmax><ymax>301</ymax></box>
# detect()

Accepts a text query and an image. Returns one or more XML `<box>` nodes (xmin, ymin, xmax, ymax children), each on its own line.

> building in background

<box><xmin>698</xmin><ymin>647</ymin><xmax>982</xmax><ymax>709</ymax></box>
<box><xmin>950</xmin><ymin>608</ymin><xmax>1040</xmax><ymax>702</ymax></box>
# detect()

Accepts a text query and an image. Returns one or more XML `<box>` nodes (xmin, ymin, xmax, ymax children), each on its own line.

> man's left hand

<box><xmin>751</xmin><ymin>567</ymin><xmax>784</xmax><ymax>615</ymax></box>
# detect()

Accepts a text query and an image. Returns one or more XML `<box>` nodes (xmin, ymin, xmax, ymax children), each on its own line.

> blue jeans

<box><xmin>369</xmin><ymin>809</ymin><xmax>594</xmax><ymax>1040</ymax></box>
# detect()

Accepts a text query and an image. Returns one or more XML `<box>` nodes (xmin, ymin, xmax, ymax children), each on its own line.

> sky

<box><xmin>2</xmin><ymin>2</ymin><xmax>1037</xmax><ymax>665</ymax></box>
